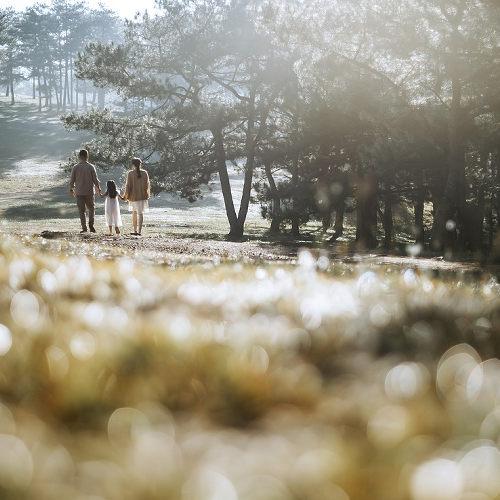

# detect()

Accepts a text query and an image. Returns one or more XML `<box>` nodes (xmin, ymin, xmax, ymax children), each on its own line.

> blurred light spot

<box><xmin>45</xmin><ymin>346</ymin><xmax>69</xmax><ymax>382</ymax></box>
<box><xmin>255</xmin><ymin>268</ymin><xmax>268</xmax><ymax>280</ymax></box>
<box><xmin>436</xmin><ymin>344</ymin><xmax>481</xmax><ymax>406</ymax></box>
<box><xmin>124</xmin><ymin>276</ymin><xmax>142</xmax><ymax>295</ymax></box>
<box><xmin>106</xmin><ymin>306</ymin><xmax>128</xmax><ymax>331</ymax></box>
<box><xmin>293</xmin><ymin>449</ymin><xmax>342</xmax><ymax>485</ymax></box>
<box><xmin>467</xmin><ymin>359</ymin><xmax>500</xmax><ymax>411</ymax></box>
<box><xmin>137</xmin><ymin>401</ymin><xmax>176</xmax><ymax>438</ymax></box>
<box><xmin>10</xmin><ymin>290</ymin><xmax>41</xmax><ymax>329</ymax></box>
<box><xmin>458</xmin><ymin>446</ymin><xmax>500</xmax><ymax>497</ymax></box>
<box><xmin>298</xmin><ymin>250</ymin><xmax>316</xmax><ymax>270</ymax></box>
<box><xmin>367</xmin><ymin>405</ymin><xmax>409</xmax><ymax>448</ymax></box>
<box><xmin>280</xmin><ymin>328</ymin><xmax>311</xmax><ymax>354</ymax></box>
<box><xmin>9</xmin><ymin>258</ymin><xmax>36</xmax><ymax>289</ymax></box>
<box><xmin>446</xmin><ymin>220</ymin><xmax>456</xmax><ymax>231</ymax></box>
<box><xmin>170</xmin><ymin>315</ymin><xmax>192</xmax><ymax>341</ymax></box>
<box><xmin>370</xmin><ymin>304</ymin><xmax>391</xmax><ymax>328</ymax></box>
<box><xmin>178</xmin><ymin>283</ymin><xmax>206</xmax><ymax>306</ymax></box>
<box><xmin>239</xmin><ymin>345</ymin><xmax>269</xmax><ymax>374</ymax></box>
<box><xmin>406</xmin><ymin>321</ymin><xmax>433</xmax><ymax>347</ymax></box>
<box><xmin>403</xmin><ymin>269</ymin><xmax>418</xmax><ymax>288</ymax></box>
<box><xmin>182</xmin><ymin>469</ymin><xmax>238</xmax><ymax>500</ymax></box>
<box><xmin>39</xmin><ymin>446</ymin><xmax>74</xmax><ymax>483</ymax></box>
<box><xmin>129</xmin><ymin>431</ymin><xmax>181</xmax><ymax>482</ymax></box>
<box><xmin>70</xmin><ymin>331</ymin><xmax>96</xmax><ymax>361</ymax></box>
<box><xmin>472</xmin><ymin>317</ymin><xmax>492</xmax><ymax>341</ymax></box>
<box><xmin>0</xmin><ymin>434</ymin><xmax>34</xmax><ymax>491</ymax></box>
<box><xmin>37</xmin><ymin>269</ymin><xmax>58</xmax><ymax>294</ymax></box>
<box><xmin>406</xmin><ymin>243</ymin><xmax>423</xmax><ymax>257</ymax></box>
<box><xmin>410</xmin><ymin>458</ymin><xmax>462</xmax><ymax>500</ymax></box>
<box><xmin>315</xmin><ymin>185</ymin><xmax>329</xmax><ymax>208</ymax></box>
<box><xmin>329</xmin><ymin>283</ymin><xmax>357</xmax><ymax>316</ymax></box>
<box><xmin>108</xmin><ymin>407</ymin><xmax>151</xmax><ymax>449</ymax></box>
<box><xmin>480</xmin><ymin>408</ymin><xmax>500</xmax><ymax>441</ymax></box>
<box><xmin>385</xmin><ymin>362</ymin><xmax>430</xmax><ymax>400</ymax></box>
<box><xmin>357</xmin><ymin>271</ymin><xmax>378</xmax><ymax>295</ymax></box>
<box><xmin>205</xmin><ymin>284</ymin><xmax>228</xmax><ymax>307</ymax></box>
<box><xmin>83</xmin><ymin>302</ymin><xmax>106</xmax><ymax>329</ymax></box>
<box><xmin>300</xmin><ymin>298</ymin><xmax>323</xmax><ymax>330</ymax></box>
<box><xmin>91</xmin><ymin>280</ymin><xmax>112</xmax><ymax>302</ymax></box>
<box><xmin>317</xmin><ymin>255</ymin><xmax>329</xmax><ymax>271</ymax></box>
<box><xmin>0</xmin><ymin>324</ymin><xmax>12</xmax><ymax>356</ymax></box>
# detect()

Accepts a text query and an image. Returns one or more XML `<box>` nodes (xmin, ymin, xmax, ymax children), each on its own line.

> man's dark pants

<box><xmin>76</xmin><ymin>194</ymin><xmax>95</xmax><ymax>231</ymax></box>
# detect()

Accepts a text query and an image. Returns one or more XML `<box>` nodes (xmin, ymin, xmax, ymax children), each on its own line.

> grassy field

<box><xmin>2</xmin><ymin>95</ymin><xmax>500</xmax><ymax>500</ymax></box>
<box><xmin>0</xmin><ymin>95</ymin><xmax>293</xmax><ymax>241</ymax></box>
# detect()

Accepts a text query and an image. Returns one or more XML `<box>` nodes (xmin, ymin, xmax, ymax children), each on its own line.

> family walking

<box><xmin>69</xmin><ymin>149</ymin><xmax>150</xmax><ymax>235</ymax></box>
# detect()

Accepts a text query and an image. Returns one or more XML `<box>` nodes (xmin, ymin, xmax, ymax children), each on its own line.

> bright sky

<box><xmin>1</xmin><ymin>0</ymin><xmax>160</xmax><ymax>20</ymax></box>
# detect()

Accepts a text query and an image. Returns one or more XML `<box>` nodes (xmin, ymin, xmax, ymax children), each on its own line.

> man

<box><xmin>69</xmin><ymin>149</ymin><xmax>101</xmax><ymax>233</ymax></box>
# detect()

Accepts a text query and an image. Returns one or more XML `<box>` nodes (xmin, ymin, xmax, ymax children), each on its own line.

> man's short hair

<box><xmin>79</xmin><ymin>149</ymin><xmax>89</xmax><ymax>159</ymax></box>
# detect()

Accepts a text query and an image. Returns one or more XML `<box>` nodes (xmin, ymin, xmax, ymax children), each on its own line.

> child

<box><xmin>100</xmin><ymin>180</ymin><xmax>124</xmax><ymax>234</ymax></box>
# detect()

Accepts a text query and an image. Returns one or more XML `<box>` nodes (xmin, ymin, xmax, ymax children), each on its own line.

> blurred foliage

<box><xmin>1</xmin><ymin>234</ymin><xmax>500</xmax><ymax>499</ymax></box>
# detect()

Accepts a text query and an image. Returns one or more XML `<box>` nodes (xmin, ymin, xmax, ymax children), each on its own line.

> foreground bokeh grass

<box><xmin>1</xmin><ymin>233</ymin><xmax>500</xmax><ymax>500</ymax></box>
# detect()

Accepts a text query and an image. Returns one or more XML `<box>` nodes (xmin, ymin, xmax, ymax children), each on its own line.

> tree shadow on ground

<box><xmin>0</xmin><ymin>96</ymin><xmax>93</xmax><ymax>170</ymax></box>
<box><xmin>2</xmin><ymin>203</ymin><xmax>72</xmax><ymax>221</ymax></box>
<box><xmin>1</xmin><ymin>183</ymin><xmax>76</xmax><ymax>220</ymax></box>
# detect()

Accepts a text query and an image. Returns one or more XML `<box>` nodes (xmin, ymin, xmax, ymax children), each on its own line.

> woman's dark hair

<box><xmin>107</xmin><ymin>180</ymin><xmax>118</xmax><ymax>199</ymax></box>
<box><xmin>132</xmin><ymin>157</ymin><xmax>142</xmax><ymax>178</ymax></box>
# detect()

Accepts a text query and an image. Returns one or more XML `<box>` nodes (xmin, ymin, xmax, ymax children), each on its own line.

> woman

<box><xmin>123</xmin><ymin>157</ymin><xmax>150</xmax><ymax>235</ymax></box>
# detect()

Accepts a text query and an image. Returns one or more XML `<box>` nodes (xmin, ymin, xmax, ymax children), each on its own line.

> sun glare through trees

<box><xmin>1</xmin><ymin>1</ymin><xmax>500</xmax><ymax>499</ymax></box>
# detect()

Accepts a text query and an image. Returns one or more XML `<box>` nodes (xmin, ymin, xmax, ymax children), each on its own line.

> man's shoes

<box><xmin>80</xmin><ymin>228</ymin><xmax>87</xmax><ymax>233</ymax></box>
<box><xmin>90</xmin><ymin>226</ymin><xmax>96</xmax><ymax>233</ymax></box>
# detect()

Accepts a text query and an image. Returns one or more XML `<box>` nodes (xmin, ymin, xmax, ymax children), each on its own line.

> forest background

<box><xmin>2</xmin><ymin>0</ymin><xmax>500</xmax><ymax>259</ymax></box>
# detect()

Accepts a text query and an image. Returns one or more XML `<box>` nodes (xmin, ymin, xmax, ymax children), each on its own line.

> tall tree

<box><xmin>65</xmin><ymin>0</ymin><xmax>291</xmax><ymax>238</ymax></box>
<box><xmin>0</xmin><ymin>8</ymin><xmax>24</xmax><ymax>103</ymax></box>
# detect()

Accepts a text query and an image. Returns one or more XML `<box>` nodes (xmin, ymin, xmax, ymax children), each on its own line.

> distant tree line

<box><xmin>3</xmin><ymin>0</ymin><xmax>500</xmax><ymax>255</ymax></box>
<box><xmin>0</xmin><ymin>0</ymin><xmax>123</xmax><ymax>111</ymax></box>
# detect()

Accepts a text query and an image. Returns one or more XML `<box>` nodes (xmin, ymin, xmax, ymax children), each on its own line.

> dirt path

<box><xmin>32</xmin><ymin>229</ymin><xmax>500</xmax><ymax>280</ymax></box>
<box><xmin>37</xmin><ymin>230</ymin><xmax>299</xmax><ymax>262</ymax></box>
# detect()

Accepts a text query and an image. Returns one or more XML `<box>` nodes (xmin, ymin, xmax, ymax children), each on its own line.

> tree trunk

<box><xmin>98</xmin><ymin>88</ymin><xmax>105</xmax><ymax>109</ymax></box>
<box><xmin>37</xmin><ymin>73</ymin><xmax>42</xmax><ymax>112</ymax></box>
<box><xmin>383</xmin><ymin>181</ymin><xmax>393</xmax><ymax>249</ymax></box>
<box><xmin>83</xmin><ymin>80</ymin><xmax>87</xmax><ymax>111</ymax></box>
<box><xmin>356</xmin><ymin>174</ymin><xmax>378</xmax><ymax>249</ymax></box>
<box><xmin>42</xmin><ymin>67</ymin><xmax>49</xmax><ymax>108</ymax></box>
<box><xmin>211</xmin><ymin>114</ymin><xmax>238</xmax><ymax>237</ymax></box>
<box><xmin>63</xmin><ymin>58</ymin><xmax>69</xmax><ymax>113</ymax></box>
<box><xmin>333</xmin><ymin>204</ymin><xmax>344</xmax><ymax>235</ymax></box>
<box><xmin>235</xmin><ymin>90</ymin><xmax>256</xmax><ymax>238</ymax></box>
<box><xmin>9</xmin><ymin>73</ymin><xmax>14</xmax><ymax>105</ymax></box>
<box><xmin>264</xmin><ymin>161</ymin><xmax>281</xmax><ymax>233</ymax></box>
<box><xmin>430</xmin><ymin>20</ymin><xmax>466</xmax><ymax>253</ymax></box>
<box><xmin>291</xmin><ymin>79</ymin><xmax>300</xmax><ymax>237</ymax></box>
<box><xmin>414</xmin><ymin>167</ymin><xmax>425</xmax><ymax>245</ymax></box>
